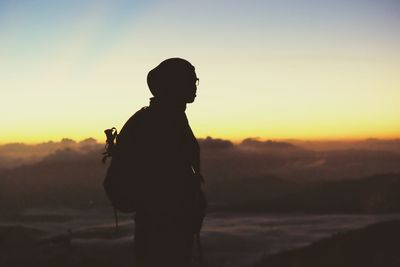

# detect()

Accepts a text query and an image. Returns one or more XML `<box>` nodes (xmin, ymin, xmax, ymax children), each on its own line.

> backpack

<box><xmin>102</xmin><ymin>107</ymin><xmax>148</xmax><ymax>214</ymax></box>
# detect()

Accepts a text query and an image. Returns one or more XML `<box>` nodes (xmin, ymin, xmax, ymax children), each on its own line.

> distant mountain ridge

<box><xmin>1</xmin><ymin>136</ymin><xmax>400</xmax><ymax>214</ymax></box>
<box><xmin>229</xmin><ymin>173</ymin><xmax>400</xmax><ymax>213</ymax></box>
<box><xmin>1</xmin><ymin>147</ymin><xmax>400</xmax><ymax>214</ymax></box>
<box><xmin>255</xmin><ymin>220</ymin><xmax>400</xmax><ymax>267</ymax></box>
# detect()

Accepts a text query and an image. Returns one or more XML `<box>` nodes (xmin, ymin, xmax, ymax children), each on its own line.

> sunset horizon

<box><xmin>2</xmin><ymin>0</ymin><xmax>400</xmax><ymax>147</ymax></box>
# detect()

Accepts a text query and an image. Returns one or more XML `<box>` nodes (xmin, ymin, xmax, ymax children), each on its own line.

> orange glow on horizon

<box><xmin>2</xmin><ymin>130</ymin><xmax>400</xmax><ymax>146</ymax></box>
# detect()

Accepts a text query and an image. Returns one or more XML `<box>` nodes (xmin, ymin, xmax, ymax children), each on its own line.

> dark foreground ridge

<box><xmin>0</xmin><ymin>223</ymin><xmax>135</xmax><ymax>267</ymax></box>
<box><xmin>254</xmin><ymin>219</ymin><xmax>400</xmax><ymax>267</ymax></box>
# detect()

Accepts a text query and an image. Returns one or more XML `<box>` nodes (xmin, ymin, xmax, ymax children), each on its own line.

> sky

<box><xmin>1</xmin><ymin>0</ymin><xmax>400</xmax><ymax>143</ymax></box>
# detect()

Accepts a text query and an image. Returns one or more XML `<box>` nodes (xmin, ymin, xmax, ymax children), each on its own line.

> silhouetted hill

<box><xmin>1</xmin><ymin>141</ymin><xmax>400</xmax><ymax>214</ymax></box>
<box><xmin>207</xmin><ymin>175</ymin><xmax>306</xmax><ymax>209</ymax></box>
<box><xmin>0</xmin><ymin>224</ymin><xmax>135</xmax><ymax>267</ymax></box>
<box><xmin>231</xmin><ymin>173</ymin><xmax>400</xmax><ymax>213</ymax></box>
<box><xmin>254</xmin><ymin>220</ymin><xmax>400</xmax><ymax>267</ymax></box>
<box><xmin>1</xmin><ymin>146</ymin><xmax>400</xmax><ymax>214</ymax></box>
<box><xmin>0</xmin><ymin>149</ymin><xmax>108</xmax><ymax>214</ymax></box>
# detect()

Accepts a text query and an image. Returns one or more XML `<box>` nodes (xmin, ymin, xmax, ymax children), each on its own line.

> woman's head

<box><xmin>147</xmin><ymin>58</ymin><xmax>198</xmax><ymax>103</ymax></box>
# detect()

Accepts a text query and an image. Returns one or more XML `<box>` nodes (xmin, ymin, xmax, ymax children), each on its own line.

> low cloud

<box><xmin>240</xmin><ymin>138</ymin><xmax>298</xmax><ymax>150</ymax></box>
<box><xmin>198</xmin><ymin>136</ymin><xmax>234</xmax><ymax>150</ymax></box>
<box><xmin>0</xmin><ymin>138</ymin><xmax>102</xmax><ymax>168</ymax></box>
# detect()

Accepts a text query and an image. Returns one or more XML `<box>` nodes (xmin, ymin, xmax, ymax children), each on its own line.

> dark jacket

<box><xmin>117</xmin><ymin>97</ymin><xmax>202</xmax><ymax>217</ymax></box>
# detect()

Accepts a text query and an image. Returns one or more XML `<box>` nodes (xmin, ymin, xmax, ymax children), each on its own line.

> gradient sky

<box><xmin>1</xmin><ymin>0</ymin><xmax>400</xmax><ymax>143</ymax></box>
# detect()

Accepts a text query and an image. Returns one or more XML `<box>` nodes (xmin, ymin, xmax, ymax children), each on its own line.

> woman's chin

<box><xmin>186</xmin><ymin>95</ymin><xmax>196</xmax><ymax>103</ymax></box>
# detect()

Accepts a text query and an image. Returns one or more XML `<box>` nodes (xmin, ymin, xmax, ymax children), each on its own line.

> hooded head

<box><xmin>147</xmin><ymin>58</ymin><xmax>198</xmax><ymax>103</ymax></box>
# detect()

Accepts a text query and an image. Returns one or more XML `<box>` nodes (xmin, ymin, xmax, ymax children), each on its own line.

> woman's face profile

<box><xmin>177</xmin><ymin>69</ymin><xmax>198</xmax><ymax>104</ymax></box>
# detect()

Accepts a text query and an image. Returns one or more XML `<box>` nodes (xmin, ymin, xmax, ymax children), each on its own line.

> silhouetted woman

<box><xmin>117</xmin><ymin>58</ymin><xmax>206</xmax><ymax>267</ymax></box>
